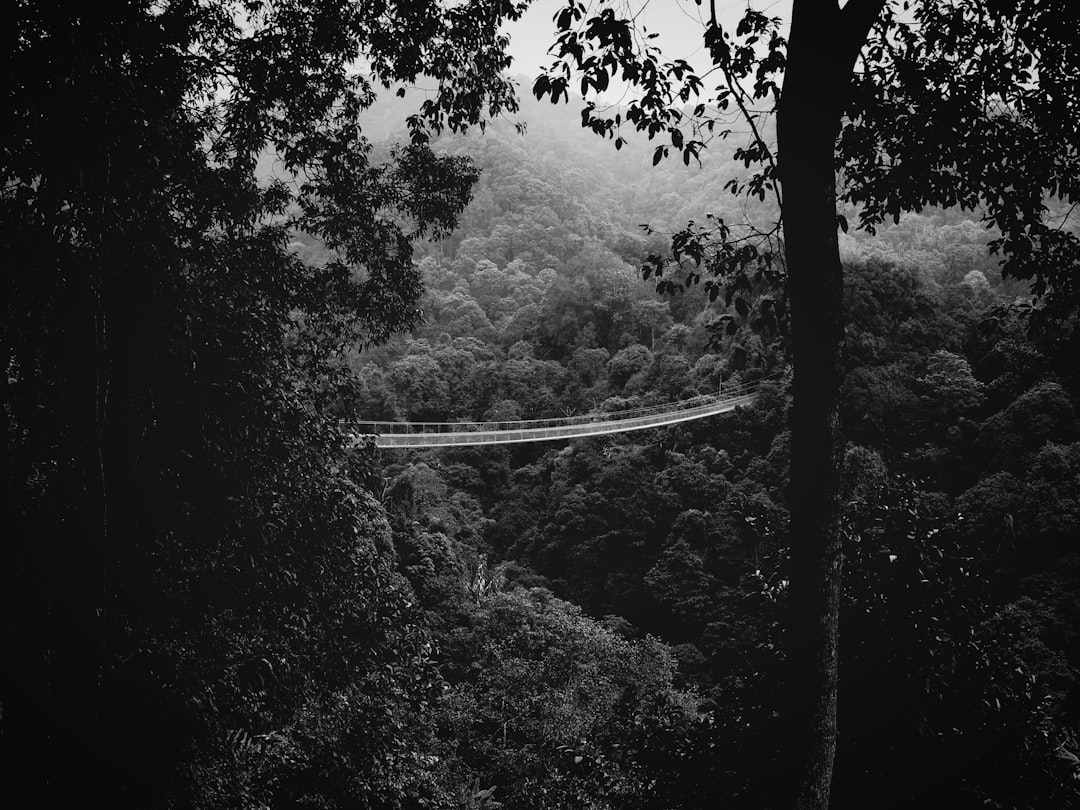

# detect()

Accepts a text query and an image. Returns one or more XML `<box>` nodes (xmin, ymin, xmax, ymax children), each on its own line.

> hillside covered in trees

<box><xmin>4</xmin><ymin>2</ymin><xmax>1079</xmax><ymax>809</ymax></box>
<box><xmin>338</xmin><ymin>88</ymin><xmax>1080</xmax><ymax>810</ymax></box>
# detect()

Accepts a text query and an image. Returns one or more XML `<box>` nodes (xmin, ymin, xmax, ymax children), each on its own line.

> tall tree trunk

<box><xmin>778</xmin><ymin>2</ymin><xmax>884</xmax><ymax>808</ymax></box>
<box><xmin>778</xmin><ymin>3</ymin><xmax>844</xmax><ymax>809</ymax></box>
<box><xmin>778</xmin><ymin>81</ymin><xmax>846</xmax><ymax>810</ymax></box>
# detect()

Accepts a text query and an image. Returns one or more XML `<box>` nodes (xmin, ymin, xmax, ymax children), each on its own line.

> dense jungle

<box><xmin>3</xmin><ymin>2</ymin><xmax>1079</xmax><ymax>809</ymax></box>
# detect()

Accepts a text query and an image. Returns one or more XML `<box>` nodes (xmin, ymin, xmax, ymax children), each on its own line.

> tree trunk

<box><xmin>777</xmin><ymin>2</ymin><xmax>849</xmax><ymax>808</ymax></box>
<box><xmin>777</xmin><ymin>1</ymin><xmax>887</xmax><ymax>807</ymax></box>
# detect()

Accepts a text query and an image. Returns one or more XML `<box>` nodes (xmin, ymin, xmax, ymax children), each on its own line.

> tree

<box><xmin>437</xmin><ymin>586</ymin><xmax>694</xmax><ymax>809</ymax></box>
<box><xmin>2</xmin><ymin>0</ymin><xmax>531</xmax><ymax>803</ymax></box>
<box><xmin>534</xmin><ymin>1</ymin><xmax>1080</xmax><ymax>806</ymax></box>
<box><xmin>917</xmin><ymin>350</ymin><xmax>985</xmax><ymax>425</ymax></box>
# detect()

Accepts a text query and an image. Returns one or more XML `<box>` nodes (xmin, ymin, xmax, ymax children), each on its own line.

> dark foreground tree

<box><xmin>1</xmin><ymin>1</ymin><xmax>530</xmax><ymax>804</ymax></box>
<box><xmin>535</xmin><ymin>1</ymin><xmax>1080</xmax><ymax>806</ymax></box>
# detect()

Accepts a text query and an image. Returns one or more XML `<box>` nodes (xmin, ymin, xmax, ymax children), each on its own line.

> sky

<box><xmin>504</xmin><ymin>0</ymin><xmax>793</xmax><ymax>82</ymax></box>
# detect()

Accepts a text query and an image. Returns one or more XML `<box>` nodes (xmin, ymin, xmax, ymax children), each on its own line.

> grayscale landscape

<box><xmin>4</xmin><ymin>2</ymin><xmax>1079</xmax><ymax>808</ymax></box>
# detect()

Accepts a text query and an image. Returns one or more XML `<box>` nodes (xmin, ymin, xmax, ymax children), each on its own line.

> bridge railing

<box><xmin>369</xmin><ymin>392</ymin><xmax>759</xmax><ymax>447</ymax></box>
<box><xmin>351</xmin><ymin>376</ymin><xmax>771</xmax><ymax>438</ymax></box>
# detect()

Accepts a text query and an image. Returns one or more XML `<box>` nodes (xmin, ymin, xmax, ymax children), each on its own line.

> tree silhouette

<box><xmin>1</xmin><ymin>1</ymin><xmax>529</xmax><ymax>802</ymax></box>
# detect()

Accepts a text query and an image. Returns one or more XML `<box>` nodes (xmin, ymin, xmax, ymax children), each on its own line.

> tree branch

<box><xmin>719</xmin><ymin>63</ymin><xmax>783</xmax><ymax>211</ymax></box>
<box><xmin>840</xmin><ymin>0</ymin><xmax>888</xmax><ymax>72</ymax></box>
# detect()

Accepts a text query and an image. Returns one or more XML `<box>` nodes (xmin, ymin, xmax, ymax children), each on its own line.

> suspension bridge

<box><xmin>353</xmin><ymin>377</ymin><xmax>768</xmax><ymax>449</ymax></box>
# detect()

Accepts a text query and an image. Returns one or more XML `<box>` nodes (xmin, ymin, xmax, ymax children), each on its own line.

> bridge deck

<box><xmin>354</xmin><ymin>387</ymin><xmax>760</xmax><ymax>449</ymax></box>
